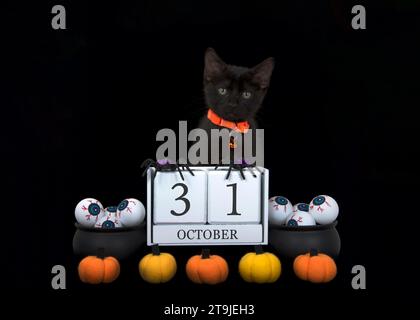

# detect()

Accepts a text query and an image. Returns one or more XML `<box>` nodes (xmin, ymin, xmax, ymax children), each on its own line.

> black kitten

<box><xmin>198</xmin><ymin>48</ymin><xmax>274</xmax><ymax>164</ymax></box>
<box><xmin>199</xmin><ymin>48</ymin><xmax>274</xmax><ymax>129</ymax></box>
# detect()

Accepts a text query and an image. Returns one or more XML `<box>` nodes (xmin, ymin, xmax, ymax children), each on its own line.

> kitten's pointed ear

<box><xmin>204</xmin><ymin>48</ymin><xmax>227</xmax><ymax>82</ymax></box>
<box><xmin>250</xmin><ymin>57</ymin><xmax>275</xmax><ymax>89</ymax></box>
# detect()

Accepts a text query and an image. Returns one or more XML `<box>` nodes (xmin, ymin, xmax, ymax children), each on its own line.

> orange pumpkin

<box><xmin>78</xmin><ymin>250</ymin><xmax>120</xmax><ymax>284</ymax></box>
<box><xmin>186</xmin><ymin>249</ymin><xmax>229</xmax><ymax>284</ymax></box>
<box><xmin>293</xmin><ymin>248</ymin><xmax>337</xmax><ymax>283</ymax></box>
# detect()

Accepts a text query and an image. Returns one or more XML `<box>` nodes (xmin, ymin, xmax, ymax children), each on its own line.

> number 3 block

<box><xmin>207</xmin><ymin>169</ymin><xmax>261</xmax><ymax>224</ymax></box>
<box><xmin>153</xmin><ymin>170</ymin><xmax>207</xmax><ymax>224</ymax></box>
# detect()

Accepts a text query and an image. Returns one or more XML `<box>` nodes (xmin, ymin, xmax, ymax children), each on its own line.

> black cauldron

<box><xmin>269</xmin><ymin>221</ymin><xmax>341</xmax><ymax>258</ymax></box>
<box><xmin>73</xmin><ymin>223</ymin><xmax>146</xmax><ymax>259</ymax></box>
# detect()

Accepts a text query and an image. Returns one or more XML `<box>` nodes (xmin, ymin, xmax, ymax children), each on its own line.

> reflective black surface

<box><xmin>269</xmin><ymin>221</ymin><xmax>341</xmax><ymax>258</ymax></box>
<box><xmin>73</xmin><ymin>223</ymin><xmax>146</xmax><ymax>259</ymax></box>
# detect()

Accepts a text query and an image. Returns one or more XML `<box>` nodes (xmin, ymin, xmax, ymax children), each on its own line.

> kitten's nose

<box><xmin>228</xmin><ymin>102</ymin><xmax>237</xmax><ymax>108</ymax></box>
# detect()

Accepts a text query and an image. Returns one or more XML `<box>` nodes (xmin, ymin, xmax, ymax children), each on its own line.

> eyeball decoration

<box><xmin>286</xmin><ymin>212</ymin><xmax>316</xmax><ymax>226</ymax></box>
<box><xmin>117</xmin><ymin>198</ymin><xmax>146</xmax><ymax>227</ymax></box>
<box><xmin>105</xmin><ymin>206</ymin><xmax>118</xmax><ymax>217</ymax></box>
<box><xmin>75</xmin><ymin>198</ymin><xmax>105</xmax><ymax>227</ymax></box>
<box><xmin>95</xmin><ymin>206</ymin><xmax>122</xmax><ymax>229</ymax></box>
<box><xmin>309</xmin><ymin>195</ymin><xmax>339</xmax><ymax>225</ymax></box>
<box><xmin>75</xmin><ymin>197</ymin><xmax>146</xmax><ymax>229</ymax></box>
<box><xmin>268</xmin><ymin>196</ymin><xmax>293</xmax><ymax>226</ymax></box>
<box><xmin>286</xmin><ymin>203</ymin><xmax>315</xmax><ymax>226</ymax></box>
<box><xmin>292</xmin><ymin>203</ymin><xmax>310</xmax><ymax>215</ymax></box>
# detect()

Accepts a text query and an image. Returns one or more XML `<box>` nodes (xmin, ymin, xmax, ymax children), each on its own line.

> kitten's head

<box><xmin>203</xmin><ymin>48</ymin><xmax>274</xmax><ymax>122</ymax></box>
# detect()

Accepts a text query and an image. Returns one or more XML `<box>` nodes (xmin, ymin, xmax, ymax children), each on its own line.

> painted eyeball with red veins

<box><xmin>117</xmin><ymin>198</ymin><xmax>145</xmax><ymax>227</ymax></box>
<box><xmin>104</xmin><ymin>206</ymin><xmax>118</xmax><ymax>217</ymax></box>
<box><xmin>292</xmin><ymin>203</ymin><xmax>310</xmax><ymax>214</ymax></box>
<box><xmin>268</xmin><ymin>196</ymin><xmax>293</xmax><ymax>226</ymax></box>
<box><xmin>75</xmin><ymin>198</ymin><xmax>105</xmax><ymax>227</ymax></box>
<box><xmin>309</xmin><ymin>195</ymin><xmax>339</xmax><ymax>225</ymax></box>
<box><xmin>286</xmin><ymin>211</ymin><xmax>316</xmax><ymax>226</ymax></box>
<box><xmin>95</xmin><ymin>213</ymin><xmax>122</xmax><ymax>229</ymax></box>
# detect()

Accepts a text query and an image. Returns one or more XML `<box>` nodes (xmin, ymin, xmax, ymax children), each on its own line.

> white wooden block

<box><xmin>147</xmin><ymin>166</ymin><xmax>269</xmax><ymax>246</ymax></box>
<box><xmin>208</xmin><ymin>169</ymin><xmax>261</xmax><ymax>224</ymax></box>
<box><xmin>153</xmin><ymin>170</ymin><xmax>207</xmax><ymax>224</ymax></box>
<box><xmin>153</xmin><ymin>224</ymin><xmax>262</xmax><ymax>245</ymax></box>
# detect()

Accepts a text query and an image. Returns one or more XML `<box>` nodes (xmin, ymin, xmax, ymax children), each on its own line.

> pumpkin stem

<box><xmin>151</xmin><ymin>244</ymin><xmax>160</xmax><ymax>256</ymax></box>
<box><xmin>310</xmin><ymin>248</ymin><xmax>318</xmax><ymax>257</ymax></box>
<box><xmin>97</xmin><ymin>247</ymin><xmax>105</xmax><ymax>259</ymax></box>
<box><xmin>254</xmin><ymin>245</ymin><xmax>264</xmax><ymax>255</ymax></box>
<box><xmin>202</xmin><ymin>248</ymin><xmax>211</xmax><ymax>259</ymax></box>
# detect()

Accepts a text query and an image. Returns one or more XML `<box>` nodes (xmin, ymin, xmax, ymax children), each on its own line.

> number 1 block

<box><xmin>153</xmin><ymin>170</ymin><xmax>207</xmax><ymax>224</ymax></box>
<box><xmin>208</xmin><ymin>169</ymin><xmax>261</xmax><ymax>224</ymax></box>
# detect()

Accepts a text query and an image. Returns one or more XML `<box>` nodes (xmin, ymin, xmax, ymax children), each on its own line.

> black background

<box><xmin>6</xmin><ymin>0</ymin><xmax>413</xmax><ymax>309</ymax></box>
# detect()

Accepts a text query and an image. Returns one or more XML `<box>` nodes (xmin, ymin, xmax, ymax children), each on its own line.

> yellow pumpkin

<box><xmin>239</xmin><ymin>246</ymin><xmax>281</xmax><ymax>283</ymax></box>
<box><xmin>139</xmin><ymin>245</ymin><xmax>177</xmax><ymax>283</ymax></box>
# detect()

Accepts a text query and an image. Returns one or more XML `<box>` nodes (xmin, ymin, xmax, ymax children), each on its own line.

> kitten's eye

<box><xmin>242</xmin><ymin>91</ymin><xmax>252</xmax><ymax>99</ymax></box>
<box><xmin>218</xmin><ymin>88</ymin><xmax>227</xmax><ymax>95</ymax></box>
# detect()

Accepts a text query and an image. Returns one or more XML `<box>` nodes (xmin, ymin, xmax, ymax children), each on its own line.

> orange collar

<box><xmin>207</xmin><ymin>109</ymin><xmax>249</xmax><ymax>133</ymax></box>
